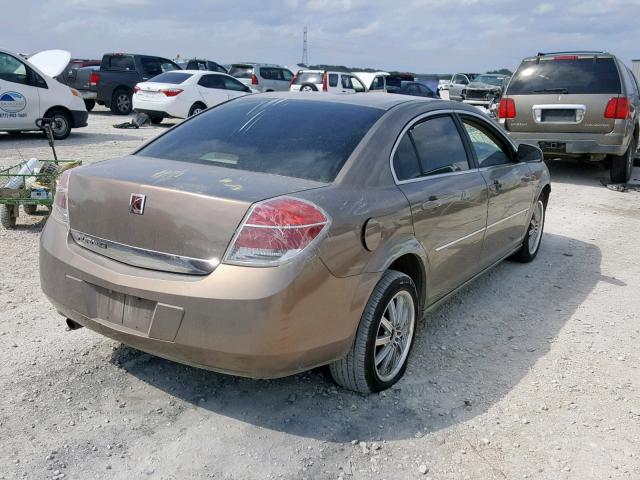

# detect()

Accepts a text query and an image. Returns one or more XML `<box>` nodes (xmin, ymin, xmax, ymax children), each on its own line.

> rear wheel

<box><xmin>110</xmin><ymin>89</ymin><xmax>132</xmax><ymax>115</ymax></box>
<box><xmin>300</xmin><ymin>84</ymin><xmax>318</xmax><ymax>92</ymax></box>
<box><xmin>148</xmin><ymin>114</ymin><xmax>163</xmax><ymax>125</ymax></box>
<box><xmin>511</xmin><ymin>195</ymin><xmax>546</xmax><ymax>263</ymax></box>
<box><xmin>83</xmin><ymin>99</ymin><xmax>96</xmax><ymax>111</ymax></box>
<box><xmin>609</xmin><ymin>138</ymin><xmax>636</xmax><ymax>183</ymax></box>
<box><xmin>48</xmin><ymin>110</ymin><xmax>72</xmax><ymax>140</ymax></box>
<box><xmin>188</xmin><ymin>103</ymin><xmax>206</xmax><ymax>117</ymax></box>
<box><xmin>330</xmin><ymin>270</ymin><xmax>418</xmax><ymax>393</ymax></box>
<box><xmin>0</xmin><ymin>205</ymin><xmax>17</xmax><ymax>229</ymax></box>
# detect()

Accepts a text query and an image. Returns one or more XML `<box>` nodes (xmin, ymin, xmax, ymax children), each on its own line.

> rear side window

<box><xmin>329</xmin><ymin>74</ymin><xmax>338</xmax><ymax>87</ymax></box>
<box><xmin>137</xmin><ymin>98</ymin><xmax>383</xmax><ymax>182</ymax></box>
<box><xmin>393</xmin><ymin>134</ymin><xmax>421</xmax><ymax>181</ymax></box>
<box><xmin>295</xmin><ymin>72</ymin><xmax>323</xmax><ymax>85</ymax></box>
<box><xmin>149</xmin><ymin>72</ymin><xmax>192</xmax><ymax>84</ymax></box>
<box><xmin>108</xmin><ymin>55</ymin><xmax>134</xmax><ymax>71</ymax></box>
<box><xmin>229</xmin><ymin>65</ymin><xmax>253</xmax><ymax>79</ymax></box>
<box><xmin>508</xmin><ymin>57</ymin><xmax>622</xmax><ymax>95</ymax></box>
<box><xmin>410</xmin><ymin>116</ymin><xmax>469</xmax><ymax>176</ymax></box>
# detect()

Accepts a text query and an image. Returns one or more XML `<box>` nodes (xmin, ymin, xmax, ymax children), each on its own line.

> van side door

<box><xmin>0</xmin><ymin>51</ymin><xmax>42</xmax><ymax>130</ymax></box>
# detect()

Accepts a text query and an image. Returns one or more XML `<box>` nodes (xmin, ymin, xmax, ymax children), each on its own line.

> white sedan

<box><xmin>132</xmin><ymin>70</ymin><xmax>252</xmax><ymax>122</ymax></box>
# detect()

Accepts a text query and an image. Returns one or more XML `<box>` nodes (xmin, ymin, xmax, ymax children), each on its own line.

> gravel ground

<box><xmin>1</xmin><ymin>107</ymin><xmax>639</xmax><ymax>480</ymax></box>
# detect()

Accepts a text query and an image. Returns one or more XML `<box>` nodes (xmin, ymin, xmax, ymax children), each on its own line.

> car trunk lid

<box><xmin>68</xmin><ymin>155</ymin><xmax>325</xmax><ymax>274</ymax></box>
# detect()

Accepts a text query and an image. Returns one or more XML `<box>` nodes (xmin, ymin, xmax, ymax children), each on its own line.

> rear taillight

<box><xmin>290</xmin><ymin>73</ymin><xmax>297</xmax><ymax>87</ymax></box>
<box><xmin>52</xmin><ymin>170</ymin><xmax>71</xmax><ymax>226</ymax></box>
<box><xmin>604</xmin><ymin>97</ymin><xmax>629</xmax><ymax>119</ymax></box>
<box><xmin>160</xmin><ymin>88</ymin><xmax>183</xmax><ymax>97</ymax></box>
<box><xmin>133</xmin><ymin>85</ymin><xmax>140</xmax><ymax>94</ymax></box>
<box><xmin>498</xmin><ymin>98</ymin><xmax>516</xmax><ymax>119</ymax></box>
<box><xmin>251</xmin><ymin>74</ymin><xmax>259</xmax><ymax>85</ymax></box>
<box><xmin>322</xmin><ymin>72</ymin><xmax>328</xmax><ymax>92</ymax></box>
<box><xmin>89</xmin><ymin>72</ymin><xmax>100</xmax><ymax>86</ymax></box>
<box><xmin>224</xmin><ymin>197</ymin><xmax>330</xmax><ymax>266</ymax></box>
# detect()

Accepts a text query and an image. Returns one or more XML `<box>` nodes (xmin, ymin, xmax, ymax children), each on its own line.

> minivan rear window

<box><xmin>137</xmin><ymin>98</ymin><xmax>383</xmax><ymax>182</ymax></box>
<box><xmin>508</xmin><ymin>57</ymin><xmax>621</xmax><ymax>95</ymax></box>
<box><xmin>148</xmin><ymin>72</ymin><xmax>192</xmax><ymax>84</ymax></box>
<box><xmin>229</xmin><ymin>65</ymin><xmax>253</xmax><ymax>79</ymax></box>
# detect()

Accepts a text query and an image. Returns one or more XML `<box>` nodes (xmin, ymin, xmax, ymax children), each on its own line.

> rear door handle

<box><xmin>421</xmin><ymin>195</ymin><xmax>441</xmax><ymax>210</ymax></box>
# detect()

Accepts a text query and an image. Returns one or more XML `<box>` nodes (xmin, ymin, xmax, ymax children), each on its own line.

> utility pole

<box><xmin>302</xmin><ymin>26</ymin><xmax>309</xmax><ymax>66</ymax></box>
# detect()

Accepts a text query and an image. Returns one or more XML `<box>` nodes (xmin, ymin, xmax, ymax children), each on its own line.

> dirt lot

<box><xmin>1</xmin><ymin>107</ymin><xmax>639</xmax><ymax>480</ymax></box>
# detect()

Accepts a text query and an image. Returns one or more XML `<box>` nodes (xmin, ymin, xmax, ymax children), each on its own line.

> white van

<box><xmin>0</xmin><ymin>49</ymin><xmax>87</xmax><ymax>139</ymax></box>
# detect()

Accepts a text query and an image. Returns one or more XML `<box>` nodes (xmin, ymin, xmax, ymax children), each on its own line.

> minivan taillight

<box><xmin>290</xmin><ymin>73</ymin><xmax>297</xmax><ymax>87</ymax></box>
<box><xmin>160</xmin><ymin>88</ymin><xmax>183</xmax><ymax>97</ymax></box>
<box><xmin>604</xmin><ymin>97</ymin><xmax>629</xmax><ymax>119</ymax></box>
<box><xmin>251</xmin><ymin>74</ymin><xmax>259</xmax><ymax>85</ymax></box>
<box><xmin>322</xmin><ymin>72</ymin><xmax>328</xmax><ymax>92</ymax></box>
<box><xmin>224</xmin><ymin>197</ymin><xmax>330</xmax><ymax>266</ymax></box>
<box><xmin>133</xmin><ymin>85</ymin><xmax>140</xmax><ymax>94</ymax></box>
<box><xmin>498</xmin><ymin>98</ymin><xmax>516</xmax><ymax>119</ymax></box>
<box><xmin>52</xmin><ymin>170</ymin><xmax>71</xmax><ymax>226</ymax></box>
<box><xmin>89</xmin><ymin>72</ymin><xmax>100</xmax><ymax>86</ymax></box>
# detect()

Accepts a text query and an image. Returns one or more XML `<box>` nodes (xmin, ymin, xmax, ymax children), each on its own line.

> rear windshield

<box><xmin>137</xmin><ymin>98</ymin><xmax>383</xmax><ymax>182</ymax></box>
<box><xmin>229</xmin><ymin>65</ymin><xmax>253</xmax><ymax>79</ymax></box>
<box><xmin>148</xmin><ymin>72</ymin><xmax>192</xmax><ymax>84</ymax></box>
<box><xmin>508</xmin><ymin>57</ymin><xmax>621</xmax><ymax>95</ymax></box>
<box><xmin>294</xmin><ymin>72</ymin><xmax>323</xmax><ymax>85</ymax></box>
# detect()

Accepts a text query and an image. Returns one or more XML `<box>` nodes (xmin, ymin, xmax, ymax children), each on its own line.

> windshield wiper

<box><xmin>532</xmin><ymin>88</ymin><xmax>569</xmax><ymax>94</ymax></box>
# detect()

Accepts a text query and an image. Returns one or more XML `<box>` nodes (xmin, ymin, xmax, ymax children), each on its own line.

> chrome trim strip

<box><xmin>70</xmin><ymin>230</ymin><xmax>220</xmax><ymax>275</ymax></box>
<box><xmin>434</xmin><ymin>208</ymin><xmax>529</xmax><ymax>252</ymax></box>
<box><xmin>435</xmin><ymin>227</ymin><xmax>486</xmax><ymax>252</ymax></box>
<box><xmin>486</xmin><ymin>208</ymin><xmax>529</xmax><ymax>230</ymax></box>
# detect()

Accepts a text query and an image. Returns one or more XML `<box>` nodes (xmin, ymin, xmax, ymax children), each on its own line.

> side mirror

<box><xmin>517</xmin><ymin>143</ymin><xmax>543</xmax><ymax>163</ymax></box>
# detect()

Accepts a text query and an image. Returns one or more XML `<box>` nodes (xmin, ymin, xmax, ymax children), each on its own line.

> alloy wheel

<box><xmin>527</xmin><ymin>200</ymin><xmax>544</xmax><ymax>255</ymax></box>
<box><xmin>374</xmin><ymin>290</ymin><xmax>415</xmax><ymax>382</ymax></box>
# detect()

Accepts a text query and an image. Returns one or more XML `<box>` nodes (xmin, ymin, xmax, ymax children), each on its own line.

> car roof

<box><xmin>243</xmin><ymin>91</ymin><xmax>445</xmax><ymax>111</ymax></box>
<box><xmin>179</xmin><ymin>70</ymin><xmax>227</xmax><ymax>75</ymax></box>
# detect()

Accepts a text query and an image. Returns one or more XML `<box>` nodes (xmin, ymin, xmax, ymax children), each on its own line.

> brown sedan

<box><xmin>40</xmin><ymin>93</ymin><xmax>550</xmax><ymax>393</ymax></box>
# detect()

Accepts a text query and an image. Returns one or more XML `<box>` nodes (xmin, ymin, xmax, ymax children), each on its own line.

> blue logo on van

<box><xmin>0</xmin><ymin>91</ymin><xmax>27</xmax><ymax>113</ymax></box>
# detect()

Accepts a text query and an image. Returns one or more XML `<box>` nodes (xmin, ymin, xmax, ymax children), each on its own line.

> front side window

<box><xmin>461</xmin><ymin>118</ymin><xmax>513</xmax><ymax>167</ymax></box>
<box><xmin>0</xmin><ymin>53</ymin><xmax>27</xmax><ymax>85</ymax></box>
<box><xmin>222</xmin><ymin>76</ymin><xmax>247</xmax><ymax>91</ymax></box>
<box><xmin>370</xmin><ymin>76</ymin><xmax>385</xmax><ymax>90</ymax></box>
<box><xmin>341</xmin><ymin>75</ymin><xmax>353</xmax><ymax>89</ymax></box>
<box><xmin>410</xmin><ymin>116</ymin><xmax>469</xmax><ymax>176</ymax></box>
<box><xmin>352</xmin><ymin>76</ymin><xmax>366</xmax><ymax>93</ymax></box>
<box><xmin>281</xmin><ymin>69</ymin><xmax>293</xmax><ymax>82</ymax></box>
<box><xmin>159</xmin><ymin>59</ymin><xmax>179</xmax><ymax>73</ymax></box>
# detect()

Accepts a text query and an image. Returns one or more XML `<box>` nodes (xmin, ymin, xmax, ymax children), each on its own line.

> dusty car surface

<box><xmin>462</xmin><ymin>73</ymin><xmax>510</xmax><ymax>107</ymax></box>
<box><xmin>39</xmin><ymin>93</ymin><xmax>551</xmax><ymax>393</ymax></box>
<box><xmin>499</xmin><ymin>51</ymin><xmax>640</xmax><ymax>183</ymax></box>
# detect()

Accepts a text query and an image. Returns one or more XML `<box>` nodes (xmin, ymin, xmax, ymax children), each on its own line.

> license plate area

<box><xmin>93</xmin><ymin>285</ymin><xmax>155</xmax><ymax>333</ymax></box>
<box><xmin>541</xmin><ymin>109</ymin><xmax>576</xmax><ymax>122</ymax></box>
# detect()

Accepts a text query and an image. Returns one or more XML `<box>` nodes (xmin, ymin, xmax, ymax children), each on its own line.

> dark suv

<box><xmin>499</xmin><ymin>51</ymin><xmax>640</xmax><ymax>182</ymax></box>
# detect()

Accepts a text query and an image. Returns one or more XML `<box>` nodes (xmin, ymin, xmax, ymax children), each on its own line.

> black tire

<box><xmin>511</xmin><ymin>193</ymin><xmax>547</xmax><ymax>263</ymax></box>
<box><xmin>0</xmin><ymin>205</ymin><xmax>17</xmax><ymax>229</ymax></box>
<box><xmin>300</xmin><ymin>83</ymin><xmax>318</xmax><ymax>92</ymax></box>
<box><xmin>330</xmin><ymin>270</ymin><xmax>418</xmax><ymax>394</ymax></box>
<box><xmin>110</xmin><ymin>89</ymin><xmax>132</xmax><ymax>115</ymax></box>
<box><xmin>23</xmin><ymin>204</ymin><xmax>37</xmax><ymax>215</ymax></box>
<box><xmin>83</xmin><ymin>99</ymin><xmax>96</xmax><ymax>111</ymax></box>
<box><xmin>148</xmin><ymin>114</ymin><xmax>164</xmax><ymax>125</ymax></box>
<box><xmin>609</xmin><ymin>137</ymin><xmax>637</xmax><ymax>183</ymax></box>
<box><xmin>47</xmin><ymin>109</ymin><xmax>72</xmax><ymax>140</ymax></box>
<box><xmin>188</xmin><ymin>103</ymin><xmax>206</xmax><ymax>117</ymax></box>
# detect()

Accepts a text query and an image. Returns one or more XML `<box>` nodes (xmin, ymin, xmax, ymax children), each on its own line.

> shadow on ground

<box><xmin>110</xmin><ymin>233</ymin><xmax>603</xmax><ymax>442</ymax></box>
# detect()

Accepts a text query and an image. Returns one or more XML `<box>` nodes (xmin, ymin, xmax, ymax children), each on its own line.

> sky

<box><xmin>4</xmin><ymin>0</ymin><xmax>640</xmax><ymax>73</ymax></box>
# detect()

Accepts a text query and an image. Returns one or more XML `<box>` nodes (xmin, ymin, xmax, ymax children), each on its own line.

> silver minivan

<box><xmin>228</xmin><ymin>63</ymin><xmax>294</xmax><ymax>93</ymax></box>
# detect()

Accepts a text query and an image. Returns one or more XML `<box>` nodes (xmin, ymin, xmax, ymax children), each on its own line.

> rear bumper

<box><xmin>132</xmin><ymin>96</ymin><xmax>185</xmax><ymax>119</ymax></box>
<box><xmin>70</xmin><ymin>110</ymin><xmax>89</xmax><ymax>128</ymax></box>
<box><xmin>39</xmin><ymin>218</ymin><xmax>372</xmax><ymax>378</ymax></box>
<box><xmin>506</xmin><ymin>131</ymin><xmax>629</xmax><ymax>157</ymax></box>
<box><xmin>78</xmin><ymin>90</ymin><xmax>97</xmax><ymax>100</ymax></box>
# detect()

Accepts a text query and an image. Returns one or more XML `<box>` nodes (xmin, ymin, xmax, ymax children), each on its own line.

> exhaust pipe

<box><xmin>66</xmin><ymin>318</ymin><xmax>84</xmax><ymax>330</ymax></box>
